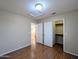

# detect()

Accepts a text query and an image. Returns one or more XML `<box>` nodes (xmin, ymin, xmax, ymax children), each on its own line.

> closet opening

<box><xmin>54</xmin><ymin>20</ymin><xmax>63</xmax><ymax>48</ymax></box>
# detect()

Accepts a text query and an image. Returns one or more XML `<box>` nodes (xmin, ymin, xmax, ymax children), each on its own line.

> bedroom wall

<box><xmin>0</xmin><ymin>10</ymin><xmax>36</xmax><ymax>56</ymax></box>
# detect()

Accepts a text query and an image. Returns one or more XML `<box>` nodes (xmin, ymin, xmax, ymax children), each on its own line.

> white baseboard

<box><xmin>0</xmin><ymin>44</ymin><xmax>31</xmax><ymax>56</ymax></box>
<box><xmin>64</xmin><ymin>50</ymin><xmax>78</xmax><ymax>56</ymax></box>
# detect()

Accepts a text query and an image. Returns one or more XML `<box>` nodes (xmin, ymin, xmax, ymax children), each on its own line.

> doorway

<box><xmin>54</xmin><ymin>20</ymin><xmax>63</xmax><ymax>46</ymax></box>
<box><xmin>31</xmin><ymin>23</ymin><xmax>36</xmax><ymax>46</ymax></box>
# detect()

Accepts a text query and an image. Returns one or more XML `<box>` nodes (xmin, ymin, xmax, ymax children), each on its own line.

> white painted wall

<box><xmin>37</xmin><ymin>10</ymin><xmax>78</xmax><ymax>56</ymax></box>
<box><xmin>63</xmin><ymin>11</ymin><xmax>78</xmax><ymax>56</ymax></box>
<box><xmin>0</xmin><ymin>11</ymin><xmax>36</xmax><ymax>56</ymax></box>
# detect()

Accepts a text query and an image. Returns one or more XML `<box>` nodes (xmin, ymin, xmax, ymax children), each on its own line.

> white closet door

<box><xmin>36</xmin><ymin>23</ymin><xmax>43</xmax><ymax>44</ymax></box>
<box><xmin>44</xmin><ymin>22</ymin><xmax>53</xmax><ymax>47</ymax></box>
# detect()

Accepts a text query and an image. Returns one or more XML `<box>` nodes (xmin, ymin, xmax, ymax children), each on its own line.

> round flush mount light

<box><xmin>35</xmin><ymin>3</ymin><xmax>43</xmax><ymax>11</ymax></box>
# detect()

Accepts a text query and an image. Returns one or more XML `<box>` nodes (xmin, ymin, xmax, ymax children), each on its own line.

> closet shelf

<box><xmin>55</xmin><ymin>23</ymin><xmax>63</xmax><ymax>26</ymax></box>
<box><xmin>55</xmin><ymin>34</ymin><xmax>63</xmax><ymax>36</ymax></box>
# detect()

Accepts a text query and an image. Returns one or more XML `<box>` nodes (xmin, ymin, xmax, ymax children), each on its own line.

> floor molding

<box><xmin>64</xmin><ymin>50</ymin><xmax>78</xmax><ymax>56</ymax></box>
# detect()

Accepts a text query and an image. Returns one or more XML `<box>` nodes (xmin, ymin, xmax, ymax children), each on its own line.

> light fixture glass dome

<box><xmin>35</xmin><ymin>3</ymin><xmax>43</xmax><ymax>11</ymax></box>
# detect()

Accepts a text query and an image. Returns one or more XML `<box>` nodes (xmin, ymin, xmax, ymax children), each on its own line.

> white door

<box><xmin>44</xmin><ymin>22</ymin><xmax>53</xmax><ymax>47</ymax></box>
<box><xmin>36</xmin><ymin>23</ymin><xmax>43</xmax><ymax>44</ymax></box>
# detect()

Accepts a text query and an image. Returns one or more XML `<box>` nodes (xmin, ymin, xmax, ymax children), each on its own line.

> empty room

<box><xmin>0</xmin><ymin>0</ymin><xmax>78</xmax><ymax>59</ymax></box>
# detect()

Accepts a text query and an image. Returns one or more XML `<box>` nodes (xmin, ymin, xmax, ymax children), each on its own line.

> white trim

<box><xmin>0</xmin><ymin>44</ymin><xmax>31</xmax><ymax>56</ymax></box>
<box><xmin>64</xmin><ymin>50</ymin><xmax>78</xmax><ymax>56</ymax></box>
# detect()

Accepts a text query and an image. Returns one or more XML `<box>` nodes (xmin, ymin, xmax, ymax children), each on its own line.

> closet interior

<box><xmin>55</xmin><ymin>20</ymin><xmax>63</xmax><ymax>45</ymax></box>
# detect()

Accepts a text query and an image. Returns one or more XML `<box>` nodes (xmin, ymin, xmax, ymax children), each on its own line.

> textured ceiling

<box><xmin>0</xmin><ymin>0</ymin><xmax>78</xmax><ymax>20</ymax></box>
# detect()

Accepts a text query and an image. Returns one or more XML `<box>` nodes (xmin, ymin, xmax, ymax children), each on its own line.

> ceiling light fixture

<box><xmin>35</xmin><ymin>3</ymin><xmax>43</xmax><ymax>11</ymax></box>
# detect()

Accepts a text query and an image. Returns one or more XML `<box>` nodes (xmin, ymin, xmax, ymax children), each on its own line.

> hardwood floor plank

<box><xmin>0</xmin><ymin>43</ymin><xmax>77</xmax><ymax>59</ymax></box>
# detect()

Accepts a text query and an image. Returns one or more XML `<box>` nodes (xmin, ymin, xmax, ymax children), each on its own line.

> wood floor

<box><xmin>0</xmin><ymin>43</ymin><xmax>78</xmax><ymax>59</ymax></box>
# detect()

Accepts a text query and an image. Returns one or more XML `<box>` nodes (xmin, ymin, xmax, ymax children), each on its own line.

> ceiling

<box><xmin>0</xmin><ymin>0</ymin><xmax>78</xmax><ymax>20</ymax></box>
